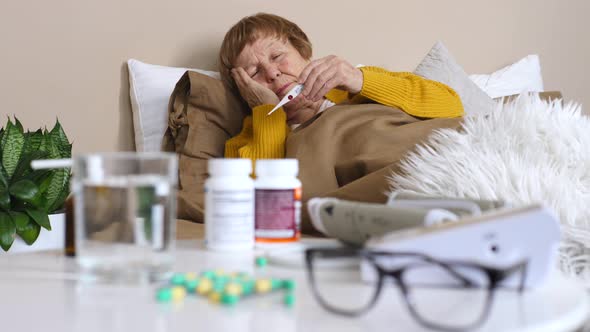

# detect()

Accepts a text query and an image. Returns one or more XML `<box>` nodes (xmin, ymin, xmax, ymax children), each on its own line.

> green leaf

<box><xmin>1</xmin><ymin>119</ymin><xmax>25</xmax><ymax>178</ymax></box>
<box><xmin>9</xmin><ymin>179</ymin><xmax>39</xmax><ymax>203</ymax></box>
<box><xmin>14</xmin><ymin>117</ymin><xmax>24</xmax><ymax>134</ymax></box>
<box><xmin>34</xmin><ymin>170</ymin><xmax>53</xmax><ymax>193</ymax></box>
<box><xmin>0</xmin><ymin>211</ymin><xmax>16</xmax><ymax>251</ymax></box>
<box><xmin>0</xmin><ymin>118</ymin><xmax>10</xmax><ymax>149</ymax></box>
<box><xmin>0</xmin><ymin>184</ymin><xmax>9</xmax><ymax>210</ymax></box>
<box><xmin>44</xmin><ymin>169</ymin><xmax>68</xmax><ymax>212</ymax></box>
<box><xmin>0</xmin><ymin>165</ymin><xmax>8</xmax><ymax>189</ymax></box>
<box><xmin>38</xmin><ymin>134</ymin><xmax>47</xmax><ymax>153</ymax></box>
<box><xmin>42</xmin><ymin>139</ymin><xmax>69</xmax><ymax>212</ymax></box>
<box><xmin>23</xmin><ymin>129</ymin><xmax>44</xmax><ymax>155</ymax></box>
<box><xmin>11</xmin><ymin>150</ymin><xmax>49</xmax><ymax>181</ymax></box>
<box><xmin>25</xmin><ymin>208</ymin><xmax>51</xmax><ymax>231</ymax></box>
<box><xmin>49</xmin><ymin>173</ymin><xmax>70</xmax><ymax>212</ymax></box>
<box><xmin>49</xmin><ymin>120</ymin><xmax>72</xmax><ymax>159</ymax></box>
<box><xmin>10</xmin><ymin>211</ymin><xmax>29</xmax><ymax>229</ymax></box>
<box><xmin>12</xmin><ymin>212</ymin><xmax>40</xmax><ymax>245</ymax></box>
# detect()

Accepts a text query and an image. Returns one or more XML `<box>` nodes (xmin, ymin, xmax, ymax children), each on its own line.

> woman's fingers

<box><xmin>232</xmin><ymin>67</ymin><xmax>279</xmax><ymax>108</ymax></box>
<box><xmin>231</xmin><ymin>68</ymin><xmax>247</xmax><ymax>92</ymax></box>
<box><xmin>309</xmin><ymin>67</ymin><xmax>339</xmax><ymax>101</ymax></box>
<box><xmin>299</xmin><ymin>55</ymin><xmax>363</xmax><ymax>99</ymax></box>
<box><xmin>300</xmin><ymin>57</ymin><xmax>332</xmax><ymax>97</ymax></box>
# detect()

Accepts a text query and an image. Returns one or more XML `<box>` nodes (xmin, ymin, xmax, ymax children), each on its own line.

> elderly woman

<box><xmin>219</xmin><ymin>13</ymin><xmax>463</xmax><ymax>160</ymax></box>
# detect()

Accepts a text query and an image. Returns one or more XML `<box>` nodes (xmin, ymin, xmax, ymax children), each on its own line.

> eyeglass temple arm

<box><xmin>490</xmin><ymin>261</ymin><xmax>528</xmax><ymax>293</ymax></box>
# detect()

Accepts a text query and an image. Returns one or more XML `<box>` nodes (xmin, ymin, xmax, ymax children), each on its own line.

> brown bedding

<box><xmin>286</xmin><ymin>104</ymin><xmax>462</xmax><ymax>232</ymax></box>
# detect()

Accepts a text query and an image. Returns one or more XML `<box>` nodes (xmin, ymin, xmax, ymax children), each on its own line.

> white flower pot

<box><xmin>6</xmin><ymin>213</ymin><xmax>66</xmax><ymax>254</ymax></box>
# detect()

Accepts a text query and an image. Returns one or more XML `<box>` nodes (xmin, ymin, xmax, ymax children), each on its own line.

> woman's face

<box><xmin>234</xmin><ymin>36</ymin><xmax>316</xmax><ymax>124</ymax></box>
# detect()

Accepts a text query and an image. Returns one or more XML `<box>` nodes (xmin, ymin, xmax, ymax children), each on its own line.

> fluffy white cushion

<box><xmin>414</xmin><ymin>41</ymin><xmax>496</xmax><ymax>117</ymax></box>
<box><xmin>470</xmin><ymin>55</ymin><xmax>544</xmax><ymax>99</ymax></box>
<box><xmin>388</xmin><ymin>94</ymin><xmax>590</xmax><ymax>280</ymax></box>
<box><xmin>127</xmin><ymin>59</ymin><xmax>220</xmax><ymax>152</ymax></box>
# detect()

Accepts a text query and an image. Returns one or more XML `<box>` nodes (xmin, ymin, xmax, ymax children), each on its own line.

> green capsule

<box><xmin>255</xmin><ymin>256</ymin><xmax>268</xmax><ymax>267</ymax></box>
<box><xmin>185</xmin><ymin>279</ymin><xmax>199</xmax><ymax>293</ymax></box>
<box><xmin>271</xmin><ymin>278</ymin><xmax>283</xmax><ymax>290</ymax></box>
<box><xmin>283</xmin><ymin>292</ymin><xmax>295</xmax><ymax>308</ymax></box>
<box><xmin>200</xmin><ymin>270</ymin><xmax>215</xmax><ymax>279</ymax></box>
<box><xmin>213</xmin><ymin>274</ymin><xmax>230</xmax><ymax>285</ymax></box>
<box><xmin>282</xmin><ymin>279</ymin><xmax>296</xmax><ymax>291</ymax></box>
<box><xmin>156</xmin><ymin>287</ymin><xmax>173</xmax><ymax>302</ymax></box>
<box><xmin>241</xmin><ymin>280</ymin><xmax>255</xmax><ymax>296</ymax></box>
<box><xmin>221</xmin><ymin>293</ymin><xmax>240</xmax><ymax>306</ymax></box>
<box><xmin>170</xmin><ymin>273</ymin><xmax>185</xmax><ymax>285</ymax></box>
<box><xmin>213</xmin><ymin>280</ymin><xmax>227</xmax><ymax>293</ymax></box>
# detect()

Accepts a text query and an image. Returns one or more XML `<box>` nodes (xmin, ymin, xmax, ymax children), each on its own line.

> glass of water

<box><xmin>72</xmin><ymin>152</ymin><xmax>177</xmax><ymax>283</ymax></box>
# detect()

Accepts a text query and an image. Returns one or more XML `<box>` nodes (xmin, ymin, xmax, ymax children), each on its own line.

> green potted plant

<box><xmin>0</xmin><ymin>116</ymin><xmax>72</xmax><ymax>252</ymax></box>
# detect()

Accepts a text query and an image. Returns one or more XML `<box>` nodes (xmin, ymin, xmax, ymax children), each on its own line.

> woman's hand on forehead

<box><xmin>232</xmin><ymin>67</ymin><xmax>280</xmax><ymax>108</ymax></box>
<box><xmin>297</xmin><ymin>55</ymin><xmax>363</xmax><ymax>102</ymax></box>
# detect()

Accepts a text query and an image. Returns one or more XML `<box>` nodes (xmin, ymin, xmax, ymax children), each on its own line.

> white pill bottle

<box><xmin>254</xmin><ymin>159</ymin><xmax>302</xmax><ymax>243</ymax></box>
<box><xmin>204</xmin><ymin>159</ymin><xmax>255</xmax><ymax>251</ymax></box>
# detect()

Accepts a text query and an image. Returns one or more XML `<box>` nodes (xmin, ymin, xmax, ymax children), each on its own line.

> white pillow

<box><xmin>414</xmin><ymin>41</ymin><xmax>496</xmax><ymax>117</ymax></box>
<box><xmin>127</xmin><ymin>59</ymin><xmax>220</xmax><ymax>152</ymax></box>
<box><xmin>469</xmin><ymin>55</ymin><xmax>544</xmax><ymax>99</ymax></box>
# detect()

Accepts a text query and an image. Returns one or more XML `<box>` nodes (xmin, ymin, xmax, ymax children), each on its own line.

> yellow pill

<box><xmin>197</xmin><ymin>278</ymin><xmax>213</xmax><ymax>295</ymax></box>
<box><xmin>214</xmin><ymin>268</ymin><xmax>225</xmax><ymax>276</ymax></box>
<box><xmin>225</xmin><ymin>283</ymin><xmax>243</xmax><ymax>296</ymax></box>
<box><xmin>255</xmin><ymin>279</ymin><xmax>272</xmax><ymax>293</ymax></box>
<box><xmin>209</xmin><ymin>292</ymin><xmax>222</xmax><ymax>303</ymax></box>
<box><xmin>171</xmin><ymin>286</ymin><xmax>186</xmax><ymax>302</ymax></box>
<box><xmin>184</xmin><ymin>272</ymin><xmax>198</xmax><ymax>281</ymax></box>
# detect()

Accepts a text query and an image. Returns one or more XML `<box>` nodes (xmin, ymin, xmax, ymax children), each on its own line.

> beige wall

<box><xmin>1</xmin><ymin>0</ymin><xmax>588</xmax><ymax>154</ymax></box>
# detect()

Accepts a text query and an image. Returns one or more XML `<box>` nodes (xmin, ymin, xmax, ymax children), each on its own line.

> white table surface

<box><xmin>0</xmin><ymin>238</ymin><xmax>588</xmax><ymax>332</ymax></box>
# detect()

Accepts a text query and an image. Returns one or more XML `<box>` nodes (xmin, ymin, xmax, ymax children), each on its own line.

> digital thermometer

<box><xmin>267</xmin><ymin>84</ymin><xmax>304</xmax><ymax>115</ymax></box>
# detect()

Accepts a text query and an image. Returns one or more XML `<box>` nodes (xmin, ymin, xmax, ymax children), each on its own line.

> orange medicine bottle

<box><xmin>254</xmin><ymin>159</ymin><xmax>301</xmax><ymax>243</ymax></box>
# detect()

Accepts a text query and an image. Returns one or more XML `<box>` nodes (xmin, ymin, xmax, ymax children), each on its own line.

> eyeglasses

<box><xmin>305</xmin><ymin>247</ymin><xmax>527</xmax><ymax>332</ymax></box>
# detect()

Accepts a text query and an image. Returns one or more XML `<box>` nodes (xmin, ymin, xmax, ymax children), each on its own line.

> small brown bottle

<box><xmin>64</xmin><ymin>196</ymin><xmax>75</xmax><ymax>257</ymax></box>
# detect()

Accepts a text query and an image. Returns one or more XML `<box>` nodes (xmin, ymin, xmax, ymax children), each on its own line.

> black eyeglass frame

<box><xmin>304</xmin><ymin>247</ymin><xmax>528</xmax><ymax>332</ymax></box>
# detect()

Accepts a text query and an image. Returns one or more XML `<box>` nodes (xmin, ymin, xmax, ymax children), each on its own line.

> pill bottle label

<box><xmin>255</xmin><ymin>187</ymin><xmax>301</xmax><ymax>241</ymax></box>
<box><xmin>205</xmin><ymin>187</ymin><xmax>254</xmax><ymax>246</ymax></box>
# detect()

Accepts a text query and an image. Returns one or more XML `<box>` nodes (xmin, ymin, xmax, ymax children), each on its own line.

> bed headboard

<box><xmin>1</xmin><ymin>0</ymin><xmax>588</xmax><ymax>154</ymax></box>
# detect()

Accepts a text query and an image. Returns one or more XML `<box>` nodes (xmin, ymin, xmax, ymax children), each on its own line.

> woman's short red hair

<box><xmin>218</xmin><ymin>13</ymin><xmax>312</xmax><ymax>89</ymax></box>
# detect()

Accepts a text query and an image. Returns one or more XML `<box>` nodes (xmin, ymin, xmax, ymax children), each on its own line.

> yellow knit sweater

<box><xmin>225</xmin><ymin>66</ymin><xmax>463</xmax><ymax>160</ymax></box>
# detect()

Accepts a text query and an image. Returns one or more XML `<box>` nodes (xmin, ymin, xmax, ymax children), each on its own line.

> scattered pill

<box><xmin>171</xmin><ymin>286</ymin><xmax>187</xmax><ymax>302</ymax></box>
<box><xmin>271</xmin><ymin>278</ymin><xmax>283</xmax><ymax>290</ymax></box>
<box><xmin>197</xmin><ymin>278</ymin><xmax>213</xmax><ymax>295</ymax></box>
<box><xmin>156</xmin><ymin>287</ymin><xmax>172</xmax><ymax>302</ymax></box>
<box><xmin>213</xmin><ymin>280</ymin><xmax>227</xmax><ymax>293</ymax></box>
<box><xmin>225</xmin><ymin>282</ymin><xmax>243</xmax><ymax>296</ymax></box>
<box><xmin>242</xmin><ymin>280</ymin><xmax>255</xmax><ymax>295</ymax></box>
<box><xmin>283</xmin><ymin>279</ymin><xmax>296</xmax><ymax>291</ymax></box>
<box><xmin>256</xmin><ymin>279</ymin><xmax>272</xmax><ymax>293</ymax></box>
<box><xmin>255</xmin><ymin>256</ymin><xmax>268</xmax><ymax>267</ymax></box>
<box><xmin>221</xmin><ymin>293</ymin><xmax>240</xmax><ymax>306</ymax></box>
<box><xmin>209</xmin><ymin>292</ymin><xmax>222</xmax><ymax>303</ymax></box>
<box><xmin>284</xmin><ymin>292</ymin><xmax>295</xmax><ymax>308</ymax></box>
<box><xmin>185</xmin><ymin>279</ymin><xmax>199</xmax><ymax>293</ymax></box>
<box><xmin>170</xmin><ymin>273</ymin><xmax>185</xmax><ymax>285</ymax></box>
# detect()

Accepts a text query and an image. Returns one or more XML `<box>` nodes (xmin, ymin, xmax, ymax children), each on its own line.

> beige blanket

<box><xmin>286</xmin><ymin>104</ymin><xmax>462</xmax><ymax>232</ymax></box>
